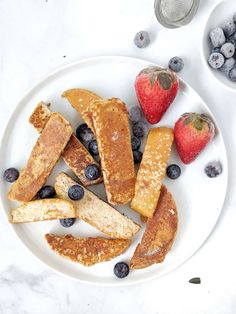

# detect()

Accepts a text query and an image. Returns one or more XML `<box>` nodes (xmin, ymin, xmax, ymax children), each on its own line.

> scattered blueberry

<box><xmin>85</xmin><ymin>164</ymin><xmax>101</xmax><ymax>180</ymax></box>
<box><xmin>204</xmin><ymin>161</ymin><xmax>222</xmax><ymax>178</ymax></box>
<box><xmin>166</xmin><ymin>164</ymin><xmax>181</xmax><ymax>180</ymax></box>
<box><xmin>68</xmin><ymin>185</ymin><xmax>84</xmax><ymax>201</ymax></box>
<box><xmin>168</xmin><ymin>57</ymin><xmax>184</xmax><ymax>73</ymax></box>
<box><xmin>222</xmin><ymin>20</ymin><xmax>236</xmax><ymax>38</ymax></box>
<box><xmin>60</xmin><ymin>218</ymin><xmax>76</xmax><ymax>228</ymax></box>
<box><xmin>3</xmin><ymin>167</ymin><xmax>19</xmax><ymax>183</ymax></box>
<box><xmin>38</xmin><ymin>185</ymin><xmax>56</xmax><ymax>199</ymax></box>
<box><xmin>133</xmin><ymin>150</ymin><xmax>143</xmax><ymax>164</ymax></box>
<box><xmin>88</xmin><ymin>140</ymin><xmax>99</xmax><ymax>156</ymax></box>
<box><xmin>134</xmin><ymin>31</ymin><xmax>150</xmax><ymax>48</ymax></box>
<box><xmin>220</xmin><ymin>42</ymin><xmax>235</xmax><ymax>58</ymax></box>
<box><xmin>220</xmin><ymin>57</ymin><xmax>235</xmax><ymax>74</ymax></box>
<box><xmin>208</xmin><ymin>53</ymin><xmax>225</xmax><ymax>69</ymax></box>
<box><xmin>229</xmin><ymin>67</ymin><xmax>236</xmax><ymax>82</ymax></box>
<box><xmin>129</xmin><ymin>106</ymin><xmax>142</xmax><ymax>123</ymax></box>
<box><xmin>114</xmin><ymin>262</ymin><xmax>129</xmax><ymax>278</ymax></box>
<box><xmin>133</xmin><ymin>121</ymin><xmax>148</xmax><ymax>138</ymax></box>
<box><xmin>209</xmin><ymin>27</ymin><xmax>226</xmax><ymax>47</ymax></box>
<box><xmin>76</xmin><ymin>123</ymin><xmax>94</xmax><ymax>142</ymax></box>
<box><xmin>131</xmin><ymin>136</ymin><xmax>141</xmax><ymax>151</ymax></box>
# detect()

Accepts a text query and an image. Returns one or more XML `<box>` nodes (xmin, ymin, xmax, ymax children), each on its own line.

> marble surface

<box><xmin>0</xmin><ymin>0</ymin><xmax>236</xmax><ymax>313</ymax></box>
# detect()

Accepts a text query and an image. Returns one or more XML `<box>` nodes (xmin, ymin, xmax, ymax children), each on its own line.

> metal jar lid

<box><xmin>154</xmin><ymin>0</ymin><xmax>200</xmax><ymax>28</ymax></box>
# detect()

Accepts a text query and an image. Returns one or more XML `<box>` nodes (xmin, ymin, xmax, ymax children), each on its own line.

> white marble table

<box><xmin>1</xmin><ymin>0</ymin><xmax>236</xmax><ymax>313</ymax></box>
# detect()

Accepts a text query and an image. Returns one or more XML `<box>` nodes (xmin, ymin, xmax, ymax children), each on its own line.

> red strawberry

<box><xmin>174</xmin><ymin>113</ymin><xmax>215</xmax><ymax>164</ymax></box>
<box><xmin>135</xmin><ymin>66</ymin><xmax>179</xmax><ymax>124</ymax></box>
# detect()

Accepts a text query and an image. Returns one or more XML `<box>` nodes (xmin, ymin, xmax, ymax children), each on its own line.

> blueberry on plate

<box><xmin>168</xmin><ymin>57</ymin><xmax>184</xmax><ymax>73</ymax></box>
<box><xmin>220</xmin><ymin>42</ymin><xmax>235</xmax><ymax>58</ymax></box>
<box><xmin>220</xmin><ymin>57</ymin><xmax>235</xmax><ymax>74</ymax></box>
<box><xmin>208</xmin><ymin>53</ymin><xmax>225</xmax><ymax>69</ymax></box>
<box><xmin>114</xmin><ymin>262</ymin><xmax>129</xmax><ymax>278</ymax></box>
<box><xmin>129</xmin><ymin>106</ymin><xmax>142</xmax><ymax>123</ymax></box>
<box><xmin>38</xmin><ymin>185</ymin><xmax>56</xmax><ymax>199</ymax></box>
<box><xmin>166</xmin><ymin>164</ymin><xmax>181</xmax><ymax>180</ymax></box>
<box><xmin>60</xmin><ymin>218</ymin><xmax>76</xmax><ymax>228</ymax></box>
<box><xmin>85</xmin><ymin>164</ymin><xmax>101</xmax><ymax>180</ymax></box>
<box><xmin>228</xmin><ymin>67</ymin><xmax>236</xmax><ymax>82</ymax></box>
<box><xmin>68</xmin><ymin>185</ymin><xmax>84</xmax><ymax>200</ymax></box>
<box><xmin>204</xmin><ymin>161</ymin><xmax>222</xmax><ymax>178</ymax></box>
<box><xmin>133</xmin><ymin>150</ymin><xmax>143</xmax><ymax>164</ymax></box>
<box><xmin>209</xmin><ymin>27</ymin><xmax>225</xmax><ymax>48</ymax></box>
<box><xmin>3</xmin><ymin>167</ymin><xmax>19</xmax><ymax>183</ymax></box>
<box><xmin>132</xmin><ymin>121</ymin><xmax>148</xmax><ymax>138</ymax></box>
<box><xmin>134</xmin><ymin>31</ymin><xmax>150</xmax><ymax>48</ymax></box>
<box><xmin>222</xmin><ymin>20</ymin><xmax>236</xmax><ymax>38</ymax></box>
<box><xmin>131</xmin><ymin>136</ymin><xmax>141</xmax><ymax>151</ymax></box>
<box><xmin>76</xmin><ymin>123</ymin><xmax>94</xmax><ymax>142</ymax></box>
<box><xmin>88</xmin><ymin>139</ymin><xmax>99</xmax><ymax>156</ymax></box>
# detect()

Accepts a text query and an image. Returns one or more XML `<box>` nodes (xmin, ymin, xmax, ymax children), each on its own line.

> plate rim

<box><xmin>0</xmin><ymin>55</ymin><xmax>229</xmax><ymax>286</ymax></box>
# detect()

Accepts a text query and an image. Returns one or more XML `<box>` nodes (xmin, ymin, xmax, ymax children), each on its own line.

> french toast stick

<box><xmin>29</xmin><ymin>102</ymin><xmax>102</xmax><ymax>186</ymax></box>
<box><xmin>8</xmin><ymin>113</ymin><xmax>73</xmax><ymax>202</ymax></box>
<box><xmin>45</xmin><ymin>234</ymin><xmax>131</xmax><ymax>266</ymax></box>
<box><xmin>91</xmin><ymin>98</ymin><xmax>135</xmax><ymax>205</ymax></box>
<box><xmin>131</xmin><ymin>127</ymin><xmax>174</xmax><ymax>218</ymax></box>
<box><xmin>130</xmin><ymin>185</ymin><xmax>178</xmax><ymax>269</ymax></box>
<box><xmin>55</xmin><ymin>173</ymin><xmax>140</xmax><ymax>239</ymax></box>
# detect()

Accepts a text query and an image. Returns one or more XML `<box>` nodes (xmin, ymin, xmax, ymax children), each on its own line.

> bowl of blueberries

<box><xmin>202</xmin><ymin>0</ymin><xmax>236</xmax><ymax>92</ymax></box>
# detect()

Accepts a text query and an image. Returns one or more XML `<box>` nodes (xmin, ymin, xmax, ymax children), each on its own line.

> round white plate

<box><xmin>0</xmin><ymin>56</ymin><xmax>228</xmax><ymax>285</ymax></box>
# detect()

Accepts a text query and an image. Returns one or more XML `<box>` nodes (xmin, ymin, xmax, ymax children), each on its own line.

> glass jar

<box><xmin>154</xmin><ymin>0</ymin><xmax>200</xmax><ymax>28</ymax></box>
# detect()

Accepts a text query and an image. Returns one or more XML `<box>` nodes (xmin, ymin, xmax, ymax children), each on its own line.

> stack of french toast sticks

<box><xmin>7</xmin><ymin>88</ymin><xmax>178</xmax><ymax>271</ymax></box>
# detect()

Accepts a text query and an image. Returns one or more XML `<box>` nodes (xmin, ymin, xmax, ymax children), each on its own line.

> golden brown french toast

<box><xmin>29</xmin><ymin>102</ymin><xmax>102</xmax><ymax>186</ymax></box>
<box><xmin>131</xmin><ymin>127</ymin><xmax>174</xmax><ymax>218</ymax></box>
<box><xmin>91</xmin><ymin>98</ymin><xmax>135</xmax><ymax>205</ymax></box>
<box><xmin>45</xmin><ymin>234</ymin><xmax>131</xmax><ymax>266</ymax></box>
<box><xmin>62</xmin><ymin>88</ymin><xmax>102</xmax><ymax>131</ymax></box>
<box><xmin>130</xmin><ymin>185</ymin><xmax>178</xmax><ymax>269</ymax></box>
<box><xmin>8</xmin><ymin>113</ymin><xmax>73</xmax><ymax>202</ymax></box>
<box><xmin>10</xmin><ymin>199</ymin><xmax>75</xmax><ymax>223</ymax></box>
<box><xmin>55</xmin><ymin>173</ymin><xmax>140</xmax><ymax>239</ymax></box>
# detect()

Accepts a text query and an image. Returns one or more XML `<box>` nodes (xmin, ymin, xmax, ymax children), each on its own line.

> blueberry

<box><xmin>229</xmin><ymin>67</ymin><xmax>236</xmax><ymax>82</ymax></box>
<box><xmin>129</xmin><ymin>106</ymin><xmax>142</xmax><ymax>123</ymax></box>
<box><xmin>222</xmin><ymin>20</ymin><xmax>236</xmax><ymax>38</ymax></box>
<box><xmin>114</xmin><ymin>262</ymin><xmax>129</xmax><ymax>278</ymax></box>
<box><xmin>166</xmin><ymin>164</ymin><xmax>181</xmax><ymax>180</ymax></box>
<box><xmin>3</xmin><ymin>168</ymin><xmax>19</xmax><ymax>183</ymax></box>
<box><xmin>68</xmin><ymin>185</ymin><xmax>84</xmax><ymax>201</ymax></box>
<box><xmin>209</xmin><ymin>27</ymin><xmax>226</xmax><ymax>47</ymax></box>
<box><xmin>220</xmin><ymin>57</ymin><xmax>235</xmax><ymax>74</ymax></box>
<box><xmin>204</xmin><ymin>161</ymin><xmax>222</xmax><ymax>178</ymax></box>
<box><xmin>60</xmin><ymin>218</ymin><xmax>76</xmax><ymax>228</ymax></box>
<box><xmin>131</xmin><ymin>136</ymin><xmax>141</xmax><ymax>151</ymax></box>
<box><xmin>220</xmin><ymin>42</ymin><xmax>235</xmax><ymax>58</ymax></box>
<box><xmin>208</xmin><ymin>53</ymin><xmax>225</xmax><ymax>69</ymax></box>
<box><xmin>85</xmin><ymin>164</ymin><xmax>101</xmax><ymax>180</ymax></box>
<box><xmin>88</xmin><ymin>140</ymin><xmax>99</xmax><ymax>156</ymax></box>
<box><xmin>133</xmin><ymin>121</ymin><xmax>148</xmax><ymax>138</ymax></box>
<box><xmin>76</xmin><ymin>123</ymin><xmax>94</xmax><ymax>142</ymax></box>
<box><xmin>168</xmin><ymin>57</ymin><xmax>184</xmax><ymax>73</ymax></box>
<box><xmin>38</xmin><ymin>185</ymin><xmax>56</xmax><ymax>199</ymax></box>
<box><xmin>233</xmin><ymin>12</ymin><xmax>236</xmax><ymax>24</ymax></box>
<box><xmin>133</xmin><ymin>150</ymin><xmax>143</xmax><ymax>164</ymax></box>
<box><xmin>134</xmin><ymin>31</ymin><xmax>150</xmax><ymax>48</ymax></box>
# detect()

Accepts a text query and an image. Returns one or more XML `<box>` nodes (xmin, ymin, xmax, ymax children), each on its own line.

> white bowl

<box><xmin>201</xmin><ymin>0</ymin><xmax>236</xmax><ymax>92</ymax></box>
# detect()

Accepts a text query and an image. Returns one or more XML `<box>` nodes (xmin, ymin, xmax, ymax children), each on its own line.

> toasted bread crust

<box><xmin>29</xmin><ymin>102</ymin><xmax>102</xmax><ymax>186</ymax></box>
<box><xmin>62</xmin><ymin>88</ymin><xmax>102</xmax><ymax>131</ymax></box>
<box><xmin>131</xmin><ymin>128</ymin><xmax>174</xmax><ymax>218</ymax></box>
<box><xmin>130</xmin><ymin>185</ymin><xmax>178</xmax><ymax>269</ymax></box>
<box><xmin>55</xmin><ymin>173</ymin><xmax>140</xmax><ymax>239</ymax></box>
<box><xmin>10</xmin><ymin>199</ymin><xmax>75</xmax><ymax>223</ymax></box>
<box><xmin>8</xmin><ymin>113</ymin><xmax>73</xmax><ymax>202</ymax></box>
<box><xmin>45</xmin><ymin>234</ymin><xmax>131</xmax><ymax>266</ymax></box>
<box><xmin>91</xmin><ymin>98</ymin><xmax>135</xmax><ymax>205</ymax></box>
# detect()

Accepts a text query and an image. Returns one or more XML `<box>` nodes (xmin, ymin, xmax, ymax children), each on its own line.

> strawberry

<box><xmin>174</xmin><ymin>113</ymin><xmax>215</xmax><ymax>164</ymax></box>
<box><xmin>135</xmin><ymin>66</ymin><xmax>179</xmax><ymax>124</ymax></box>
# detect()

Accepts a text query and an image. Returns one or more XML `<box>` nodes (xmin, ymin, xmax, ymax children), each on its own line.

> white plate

<box><xmin>0</xmin><ymin>56</ymin><xmax>228</xmax><ymax>285</ymax></box>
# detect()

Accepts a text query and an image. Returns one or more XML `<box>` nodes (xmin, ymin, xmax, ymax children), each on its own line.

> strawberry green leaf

<box><xmin>183</xmin><ymin>116</ymin><xmax>193</xmax><ymax>125</ymax></box>
<box><xmin>159</xmin><ymin>73</ymin><xmax>172</xmax><ymax>90</ymax></box>
<box><xmin>194</xmin><ymin>119</ymin><xmax>203</xmax><ymax>130</ymax></box>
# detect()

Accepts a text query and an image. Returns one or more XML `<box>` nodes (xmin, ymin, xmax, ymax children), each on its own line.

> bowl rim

<box><xmin>200</xmin><ymin>0</ymin><xmax>236</xmax><ymax>93</ymax></box>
